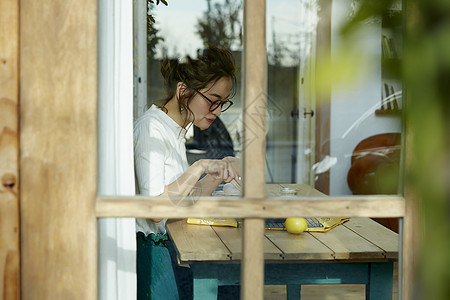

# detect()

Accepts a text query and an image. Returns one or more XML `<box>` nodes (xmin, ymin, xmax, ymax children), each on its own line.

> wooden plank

<box><xmin>212</xmin><ymin>227</ymin><xmax>283</xmax><ymax>260</ymax></box>
<box><xmin>167</xmin><ymin>220</ymin><xmax>230</xmax><ymax>262</ymax></box>
<box><xmin>266</xmin><ymin>183</ymin><xmax>327</xmax><ymax>197</ymax></box>
<box><xmin>20</xmin><ymin>0</ymin><xmax>98</xmax><ymax>299</ymax></box>
<box><xmin>402</xmin><ymin>191</ymin><xmax>418</xmax><ymax>300</ymax></box>
<box><xmin>264</xmin><ymin>231</ymin><xmax>334</xmax><ymax>260</ymax></box>
<box><xmin>314</xmin><ymin>0</ymin><xmax>332</xmax><ymax>195</ymax></box>
<box><xmin>0</xmin><ymin>0</ymin><xmax>20</xmax><ymax>298</ymax></box>
<box><xmin>280</xmin><ymin>184</ymin><xmax>327</xmax><ymax>196</ymax></box>
<box><xmin>242</xmin><ymin>219</ymin><xmax>265</xmax><ymax>300</ymax></box>
<box><xmin>310</xmin><ymin>224</ymin><xmax>385</xmax><ymax>260</ymax></box>
<box><xmin>96</xmin><ymin>195</ymin><xmax>406</xmax><ymax>218</ymax></box>
<box><xmin>265</xmin><ymin>184</ymin><xmax>283</xmax><ymax>196</ymax></box>
<box><xmin>402</xmin><ymin>83</ymin><xmax>418</xmax><ymax>300</ymax></box>
<box><xmin>241</xmin><ymin>0</ymin><xmax>267</xmax><ymax>296</ymax></box>
<box><xmin>344</xmin><ymin>217</ymin><xmax>399</xmax><ymax>259</ymax></box>
<box><xmin>242</xmin><ymin>0</ymin><xmax>267</xmax><ymax>200</ymax></box>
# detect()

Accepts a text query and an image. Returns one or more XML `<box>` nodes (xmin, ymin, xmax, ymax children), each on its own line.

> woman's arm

<box><xmin>161</xmin><ymin>157</ymin><xmax>241</xmax><ymax>197</ymax></box>
<box><xmin>193</xmin><ymin>156</ymin><xmax>241</xmax><ymax>196</ymax></box>
<box><xmin>195</xmin><ymin>174</ymin><xmax>223</xmax><ymax>196</ymax></box>
<box><xmin>150</xmin><ymin>157</ymin><xmax>240</xmax><ymax>221</ymax></box>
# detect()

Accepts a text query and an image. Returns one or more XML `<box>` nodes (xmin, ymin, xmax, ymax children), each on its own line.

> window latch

<box><xmin>303</xmin><ymin>108</ymin><xmax>314</xmax><ymax>118</ymax></box>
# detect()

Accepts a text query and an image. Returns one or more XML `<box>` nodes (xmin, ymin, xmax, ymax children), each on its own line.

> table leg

<box><xmin>287</xmin><ymin>284</ymin><xmax>301</xmax><ymax>300</ymax></box>
<box><xmin>366</xmin><ymin>262</ymin><xmax>394</xmax><ymax>300</ymax></box>
<box><xmin>194</xmin><ymin>278</ymin><xmax>219</xmax><ymax>300</ymax></box>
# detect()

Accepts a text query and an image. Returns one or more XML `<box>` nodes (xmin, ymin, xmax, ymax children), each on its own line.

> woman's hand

<box><xmin>200</xmin><ymin>158</ymin><xmax>240</xmax><ymax>183</ymax></box>
<box><xmin>221</xmin><ymin>156</ymin><xmax>241</xmax><ymax>184</ymax></box>
<box><xmin>161</xmin><ymin>157</ymin><xmax>242</xmax><ymax>198</ymax></box>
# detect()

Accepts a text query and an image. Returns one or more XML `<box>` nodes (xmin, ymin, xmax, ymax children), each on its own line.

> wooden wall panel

<box><xmin>20</xmin><ymin>0</ymin><xmax>98</xmax><ymax>299</ymax></box>
<box><xmin>0</xmin><ymin>0</ymin><xmax>20</xmax><ymax>299</ymax></box>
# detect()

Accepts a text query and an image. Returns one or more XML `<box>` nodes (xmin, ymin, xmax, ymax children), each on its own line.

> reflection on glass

<box><xmin>135</xmin><ymin>46</ymin><xmax>240</xmax><ymax>201</ymax></box>
<box><xmin>148</xmin><ymin>0</ymin><xmax>243</xmax><ymax>169</ymax></box>
<box><xmin>265</xmin><ymin>0</ymin><xmax>317</xmax><ymax>186</ymax></box>
<box><xmin>265</xmin><ymin>0</ymin><xmax>403</xmax><ymax>197</ymax></box>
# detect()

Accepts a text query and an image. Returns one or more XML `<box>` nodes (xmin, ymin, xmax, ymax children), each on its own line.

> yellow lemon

<box><xmin>285</xmin><ymin>217</ymin><xmax>308</xmax><ymax>234</ymax></box>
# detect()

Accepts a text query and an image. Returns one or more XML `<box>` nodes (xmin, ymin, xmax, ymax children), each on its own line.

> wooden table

<box><xmin>167</xmin><ymin>184</ymin><xmax>399</xmax><ymax>300</ymax></box>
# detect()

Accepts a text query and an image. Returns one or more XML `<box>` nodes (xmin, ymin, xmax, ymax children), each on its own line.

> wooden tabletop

<box><xmin>167</xmin><ymin>184</ymin><xmax>398</xmax><ymax>264</ymax></box>
<box><xmin>167</xmin><ymin>217</ymin><xmax>398</xmax><ymax>264</ymax></box>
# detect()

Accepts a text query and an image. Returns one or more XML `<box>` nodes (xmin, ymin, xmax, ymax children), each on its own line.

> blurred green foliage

<box><xmin>343</xmin><ymin>0</ymin><xmax>450</xmax><ymax>299</ymax></box>
<box><xmin>405</xmin><ymin>1</ymin><xmax>450</xmax><ymax>299</ymax></box>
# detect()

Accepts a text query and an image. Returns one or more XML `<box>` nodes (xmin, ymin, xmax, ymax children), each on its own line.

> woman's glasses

<box><xmin>195</xmin><ymin>89</ymin><xmax>233</xmax><ymax>112</ymax></box>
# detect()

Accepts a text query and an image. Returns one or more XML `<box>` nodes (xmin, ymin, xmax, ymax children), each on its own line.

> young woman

<box><xmin>134</xmin><ymin>46</ymin><xmax>240</xmax><ymax>299</ymax></box>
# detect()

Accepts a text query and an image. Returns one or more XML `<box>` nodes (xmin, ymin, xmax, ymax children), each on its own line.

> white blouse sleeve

<box><xmin>134</xmin><ymin>120</ymin><xmax>168</xmax><ymax>196</ymax></box>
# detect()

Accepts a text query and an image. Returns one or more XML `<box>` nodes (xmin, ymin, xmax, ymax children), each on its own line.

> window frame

<box><xmin>13</xmin><ymin>0</ymin><xmax>414</xmax><ymax>299</ymax></box>
<box><xmin>95</xmin><ymin>0</ymin><xmax>411</xmax><ymax>299</ymax></box>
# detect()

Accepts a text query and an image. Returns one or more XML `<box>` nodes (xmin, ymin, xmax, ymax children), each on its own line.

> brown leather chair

<box><xmin>347</xmin><ymin>133</ymin><xmax>401</xmax><ymax>232</ymax></box>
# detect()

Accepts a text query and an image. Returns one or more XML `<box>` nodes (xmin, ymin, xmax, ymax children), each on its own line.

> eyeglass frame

<box><xmin>194</xmin><ymin>89</ymin><xmax>234</xmax><ymax>112</ymax></box>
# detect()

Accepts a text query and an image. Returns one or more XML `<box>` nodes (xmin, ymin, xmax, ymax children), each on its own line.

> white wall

<box><xmin>328</xmin><ymin>0</ymin><xmax>402</xmax><ymax>195</ymax></box>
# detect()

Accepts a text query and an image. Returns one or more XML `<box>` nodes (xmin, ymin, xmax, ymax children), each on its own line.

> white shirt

<box><xmin>134</xmin><ymin>105</ymin><xmax>189</xmax><ymax>235</ymax></box>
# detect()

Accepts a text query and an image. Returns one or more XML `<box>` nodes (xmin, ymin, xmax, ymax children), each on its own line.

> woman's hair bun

<box><xmin>159</xmin><ymin>46</ymin><xmax>236</xmax><ymax>106</ymax></box>
<box><xmin>160</xmin><ymin>58</ymin><xmax>179</xmax><ymax>87</ymax></box>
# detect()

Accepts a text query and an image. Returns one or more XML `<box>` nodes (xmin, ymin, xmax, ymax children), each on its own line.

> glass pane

<box><xmin>265</xmin><ymin>0</ymin><xmax>314</xmax><ymax>186</ymax></box>
<box><xmin>139</xmin><ymin>0</ymin><xmax>244</xmax><ymax>202</ymax></box>
<box><xmin>265</xmin><ymin>0</ymin><xmax>404</xmax><ymax>197</ymax></box>
<box><xmin>133</xmin><ymin>1</ymin><xmax>403</xmax><ymax>300</ymax></box>
<box><xmin>263</xmin><ymin>2</ymin><xmax>402</xmax><ymax>296</ymax></box>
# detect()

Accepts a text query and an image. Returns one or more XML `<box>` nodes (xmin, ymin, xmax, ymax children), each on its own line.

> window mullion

<box><xmin>241</xmin><ymin>0</ymin><xmax>267</xmax><ymax>299</ymax></box>
<box><xmin>95</xmin><ymin>195</ymin><xmax>406</xmax><ymax>218</ymax></box>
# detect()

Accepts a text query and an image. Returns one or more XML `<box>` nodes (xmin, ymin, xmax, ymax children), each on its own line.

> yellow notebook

<box><xmin>187</xmin><ymin>218</ymin><xmax>238</xmax><ymax>227</ymax></box>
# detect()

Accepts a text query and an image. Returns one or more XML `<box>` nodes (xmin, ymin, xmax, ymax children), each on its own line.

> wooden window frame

<box><xmin>1</xmin><ymin>0</ymin><xmax>20</xmax><ymax>298</ymax></box>
<box><xmin>9</xmin><ymin>0</ymin><xmax>415</xmax><ymax>299</ymax></box>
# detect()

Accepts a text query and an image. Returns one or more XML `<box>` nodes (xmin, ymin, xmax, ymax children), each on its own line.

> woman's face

<box><xmin>187</xmin><ymin>76</ymin><xmax>233</xmax><ymax>130</ymax></box>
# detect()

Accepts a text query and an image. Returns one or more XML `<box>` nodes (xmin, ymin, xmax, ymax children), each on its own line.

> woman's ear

<box><xmin>176</xmin><ymin>82</ymin><xmax>188</xmax><ymax>98</ymax></box>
